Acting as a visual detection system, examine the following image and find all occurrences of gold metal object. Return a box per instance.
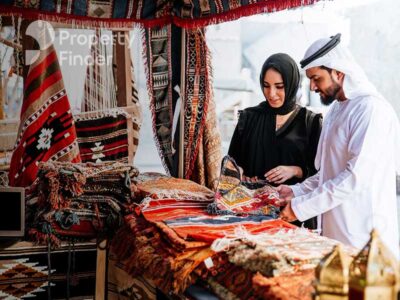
[315,244,351,300]
[348,229,399,300]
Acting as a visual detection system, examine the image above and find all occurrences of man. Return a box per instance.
[278,33,400,257]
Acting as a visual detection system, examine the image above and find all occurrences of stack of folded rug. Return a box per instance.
[26,161,139,246]
[198,228,357,300]
[110,176,294,295]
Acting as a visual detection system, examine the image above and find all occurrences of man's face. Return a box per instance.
[305,67,342,105]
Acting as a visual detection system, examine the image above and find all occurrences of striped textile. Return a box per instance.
[138,194,294,244]
[8,45,80,187]
[74,109,132,163]
[164,215,294,244]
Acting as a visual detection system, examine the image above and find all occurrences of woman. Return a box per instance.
[228,53,322,229]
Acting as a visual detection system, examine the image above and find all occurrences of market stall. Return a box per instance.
[0,1,399,299]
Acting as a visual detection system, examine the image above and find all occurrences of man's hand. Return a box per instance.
[275,185,294,206]
[279,201,297,222]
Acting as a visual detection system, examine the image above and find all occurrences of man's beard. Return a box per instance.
[318,82,341,106]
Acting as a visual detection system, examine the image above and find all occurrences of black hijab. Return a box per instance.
[258,53,300,115]
[228,53,300,178]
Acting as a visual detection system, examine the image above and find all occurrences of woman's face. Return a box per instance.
[262,68,285,108]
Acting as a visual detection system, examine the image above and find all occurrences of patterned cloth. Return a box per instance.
[80,30,142,163]
[137,177,215,200]
[182,28,212,179]
[252,270,316,300]
[208,156,281,215]
[111,213,214,294]
[143,26,213,181]
[143,25,175,174]
[75,109,134,164]
[0,241,96,299]
[27,161,138,246]
[1,0,321,28]
[111,174,295,295]
[191,95,222,190]
[200,254,258,300]
[211,229,357,277]
[136,177,294,243]
[108,253,156,300]
[8,45,80,187]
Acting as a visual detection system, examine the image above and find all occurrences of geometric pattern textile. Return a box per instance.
[8,45,80,187]
[1,1,322,29]
[208,156,281,215]
[0,258,48,299]
[0,241,96,299]
[74,108,134,164]
[143,25,175,175]
[212,228,357,277]
[143,25,211,179]
[182,28,211,179]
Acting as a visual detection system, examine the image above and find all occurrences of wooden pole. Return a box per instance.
[95,239,107,300]
[0,71,3,120]
[178,28,186,179]
[113,31,133,108]
[0,37,22,51]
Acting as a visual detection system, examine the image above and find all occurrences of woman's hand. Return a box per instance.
[264,166,303,184]
[242,175,259,182]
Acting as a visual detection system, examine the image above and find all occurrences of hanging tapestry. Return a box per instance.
[0,1,321,29]
[182,28,211,179]
[143,24,176,175]
[74,108,134,164]
[190,94,222,189]
[8,45,80,187]
[144,25,212,179]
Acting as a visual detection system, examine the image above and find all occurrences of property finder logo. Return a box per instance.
[25,20,55,65]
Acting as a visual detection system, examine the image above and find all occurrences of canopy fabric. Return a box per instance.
[0,0,321,29]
